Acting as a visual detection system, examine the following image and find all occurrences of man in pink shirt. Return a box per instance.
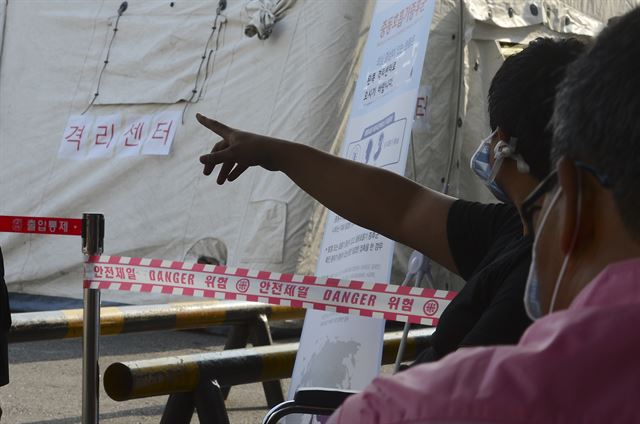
[327,7,640,424]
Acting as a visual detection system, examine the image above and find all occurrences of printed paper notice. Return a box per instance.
[116,115,152,157]
[58,115,93,159]
[87,114,121,158]
[141,111,181,156]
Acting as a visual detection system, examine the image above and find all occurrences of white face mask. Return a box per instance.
[524,177,582,320]
[470,130,510,202]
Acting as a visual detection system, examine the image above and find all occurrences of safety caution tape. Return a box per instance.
[0,215,82,236]
[84,255,457,325]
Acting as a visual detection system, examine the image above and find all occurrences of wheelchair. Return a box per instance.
[262,387,356,424]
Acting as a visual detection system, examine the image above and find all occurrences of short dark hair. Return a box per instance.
[488,37,586,180]
[551,7,640,240]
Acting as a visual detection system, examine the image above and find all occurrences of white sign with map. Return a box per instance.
[288,1,436,422]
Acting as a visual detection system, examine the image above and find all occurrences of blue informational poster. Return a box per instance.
[288,1,436,422]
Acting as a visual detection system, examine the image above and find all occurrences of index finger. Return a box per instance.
[196,113,233,138]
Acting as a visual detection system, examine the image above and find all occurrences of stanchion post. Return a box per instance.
[82,213,104,424]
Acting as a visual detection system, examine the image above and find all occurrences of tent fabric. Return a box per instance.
[244,0,298,40]
[0,0,635,304]
[92,9,221,105]
[465,0,603,34]
[0,0,369,304]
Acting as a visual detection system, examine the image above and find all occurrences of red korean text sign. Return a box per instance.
[0,216,82,236]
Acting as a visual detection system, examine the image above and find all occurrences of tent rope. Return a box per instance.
[181,0,228,124]
[81,1,128,115]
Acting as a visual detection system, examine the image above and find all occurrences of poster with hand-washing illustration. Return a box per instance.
[288,0,435,421]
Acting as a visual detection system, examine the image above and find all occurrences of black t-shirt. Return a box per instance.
[413,200,533,364]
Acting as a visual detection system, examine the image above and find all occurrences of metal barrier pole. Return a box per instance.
[104,328,436,401]
[82,213,104,424]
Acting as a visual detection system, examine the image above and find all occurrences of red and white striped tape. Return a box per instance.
[84,255,457,325]
[0,215,82,236]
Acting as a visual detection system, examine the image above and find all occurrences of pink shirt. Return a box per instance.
[328,258,640,424]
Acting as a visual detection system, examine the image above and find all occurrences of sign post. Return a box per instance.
[82,213,104,424]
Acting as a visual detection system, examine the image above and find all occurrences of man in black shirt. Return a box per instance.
[196,38,585,363]
[414,201,534,362]
[414,38,586,362]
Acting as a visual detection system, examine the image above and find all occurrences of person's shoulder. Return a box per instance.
[490,202,521,233]
[452,200,520,229]
[453,199,517,215]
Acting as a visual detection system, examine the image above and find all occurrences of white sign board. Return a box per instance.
[288,0,436,421]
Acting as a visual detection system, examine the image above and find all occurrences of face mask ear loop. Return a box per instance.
[549,171,583,313]
[514,155,530,174]
[508,137,531,174]
[524,186,563,320]
[489,138,531,181]
[488,155,504,182]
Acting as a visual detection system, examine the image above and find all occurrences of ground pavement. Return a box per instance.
[0,328,395,423]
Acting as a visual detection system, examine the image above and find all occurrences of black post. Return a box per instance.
[220,322,251,398]
[160,393,195,424]
[194,379,230,424]
[81,213,104,424]
[252,314,285,407]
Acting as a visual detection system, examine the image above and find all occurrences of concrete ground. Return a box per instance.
[0,329,395,424]
[1,330,285,424]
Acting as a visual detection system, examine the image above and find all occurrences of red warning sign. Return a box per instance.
[0,215,82,236]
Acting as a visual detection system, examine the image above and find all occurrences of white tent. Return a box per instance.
[0,0,634,306]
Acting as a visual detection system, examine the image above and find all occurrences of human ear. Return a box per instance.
[495,127,509,144]
[490,127,511,169]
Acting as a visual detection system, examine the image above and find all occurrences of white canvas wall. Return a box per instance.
[0,0,370,303]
